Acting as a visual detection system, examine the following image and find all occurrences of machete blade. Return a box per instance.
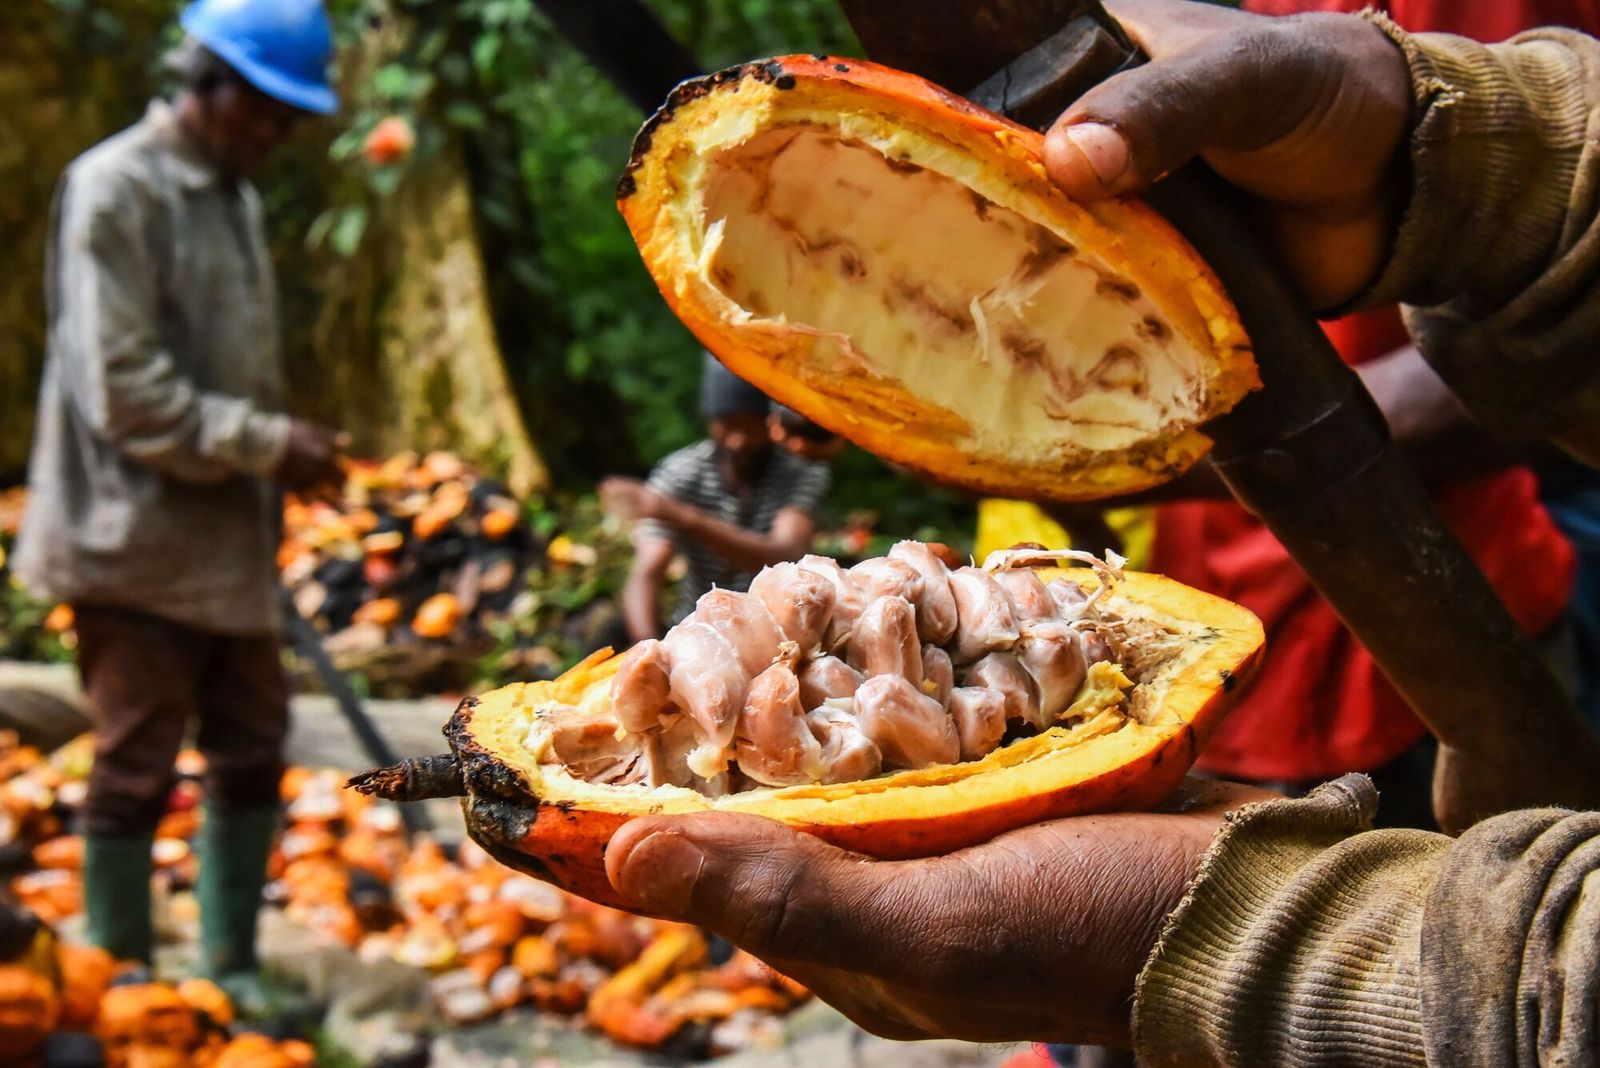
[837,0,1100,89]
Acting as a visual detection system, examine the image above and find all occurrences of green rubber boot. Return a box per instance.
[84,834,154,964]
[197,804,278,983]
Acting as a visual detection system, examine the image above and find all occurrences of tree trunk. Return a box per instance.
[370,141,549,495]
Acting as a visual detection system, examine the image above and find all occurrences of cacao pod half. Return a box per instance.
[619,55,1258,501]
[389,569,1261,913]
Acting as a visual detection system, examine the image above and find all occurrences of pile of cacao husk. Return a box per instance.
[0,928,318,1068]
[279,451,550,697]
[0,736,315,1066]
[0,733,807,1058]
[269,767,807,1053]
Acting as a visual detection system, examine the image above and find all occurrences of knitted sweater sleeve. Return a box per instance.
[1133,774,1600,1066]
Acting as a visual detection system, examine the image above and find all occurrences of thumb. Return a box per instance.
[1041,0,1362,204]
[1044,39,1276,201]
[606,812,941,975]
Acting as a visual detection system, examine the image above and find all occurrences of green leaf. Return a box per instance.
[445,101,488,132]
[329,207,368,257]
[472,33,502,74]
[329,127,366,162]
[415,28,448,66]
[372,63,414,99]
[368,166,403,197]
[304,209,338,251]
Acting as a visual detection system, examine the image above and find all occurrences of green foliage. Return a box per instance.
[474,491,640,683]
[323,0,969,536]
[320,0,859,469]
[15,0,975,544]
[0,534,73,664]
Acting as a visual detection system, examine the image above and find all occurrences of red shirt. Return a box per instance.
[1246,0,1600,40]
[1156,0,1587,781]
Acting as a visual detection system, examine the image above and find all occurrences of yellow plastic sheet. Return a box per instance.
[974,499,1154,570]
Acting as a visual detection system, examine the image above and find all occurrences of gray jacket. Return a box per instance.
[15,101,291,635]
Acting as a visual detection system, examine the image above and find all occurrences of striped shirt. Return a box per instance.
[638,440,830,622]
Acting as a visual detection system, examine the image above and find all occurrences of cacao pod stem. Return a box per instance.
[347,754,465,801]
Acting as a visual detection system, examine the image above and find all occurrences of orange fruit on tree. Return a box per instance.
[363,115,415,166]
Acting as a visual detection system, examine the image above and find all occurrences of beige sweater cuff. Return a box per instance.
[1357,14,1587,312]
[1133,775,1449,1067]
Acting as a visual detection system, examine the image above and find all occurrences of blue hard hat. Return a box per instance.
[179,0,338,115]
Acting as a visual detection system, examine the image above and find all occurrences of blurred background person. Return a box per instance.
[768,404,847,464]
[11,0,343,1001]
[604,356,831,643]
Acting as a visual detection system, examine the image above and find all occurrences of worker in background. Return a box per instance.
[13,0,342,1004]
[603,356,831,642]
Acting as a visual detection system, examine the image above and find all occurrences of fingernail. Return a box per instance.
[617,831,706,916]
[1064,123,1129,186]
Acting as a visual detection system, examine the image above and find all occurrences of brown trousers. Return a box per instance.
[74,604,288,837]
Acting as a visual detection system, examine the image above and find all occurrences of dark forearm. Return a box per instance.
[622,564,666,643]
[1355,346,1530,483]
[654,500,809,571]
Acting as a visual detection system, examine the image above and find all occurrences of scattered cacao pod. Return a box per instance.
[55,944,114,1031]
[412,593,462,640]
[0,963,58,1059]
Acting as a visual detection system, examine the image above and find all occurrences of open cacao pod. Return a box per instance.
[619,55,1257,501]
[357,554,1261,913]
[353,58,1266,914]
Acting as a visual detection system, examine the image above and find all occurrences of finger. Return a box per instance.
[1160,775,1281,814]
[754,960,940,1041]
[606,812,972,982]
[1103,0,1257,57]
[1044,18,1307,201]
[767,957,1118,1045]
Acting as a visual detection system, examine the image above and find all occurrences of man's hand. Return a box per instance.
[601,477,671,524]
[1045,0,1412,309]
[605,779,1275,1046]
[273,421,345,494]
